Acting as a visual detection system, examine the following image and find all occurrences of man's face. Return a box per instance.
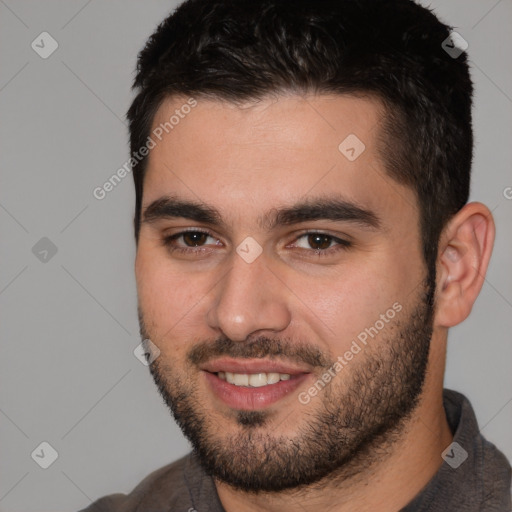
[135,94,434,491]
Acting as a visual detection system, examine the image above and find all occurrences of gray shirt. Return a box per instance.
[80,389,511,511]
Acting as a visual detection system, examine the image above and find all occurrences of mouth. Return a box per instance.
[217,371,292,387]
[201,358,313,410]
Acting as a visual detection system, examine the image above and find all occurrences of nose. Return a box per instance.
[206,251,292,342]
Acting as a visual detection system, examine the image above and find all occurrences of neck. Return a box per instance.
[215,340,452,512]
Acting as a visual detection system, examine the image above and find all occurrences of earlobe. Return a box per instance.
[434,202,495,328]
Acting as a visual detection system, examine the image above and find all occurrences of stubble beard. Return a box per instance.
[140,278,435,493]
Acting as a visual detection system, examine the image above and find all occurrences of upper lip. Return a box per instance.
[200,358,312,375]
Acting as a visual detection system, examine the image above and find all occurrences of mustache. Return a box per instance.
[187,336,332,369]
[138,306,332,370]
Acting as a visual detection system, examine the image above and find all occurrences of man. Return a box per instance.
[82,0,511,510]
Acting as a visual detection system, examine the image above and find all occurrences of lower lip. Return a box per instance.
[203,371,311,410]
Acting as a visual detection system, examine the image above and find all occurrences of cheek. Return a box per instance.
[135,249,208,345]
[292,264,404,355]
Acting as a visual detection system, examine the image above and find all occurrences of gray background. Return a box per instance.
[0,1,510,510]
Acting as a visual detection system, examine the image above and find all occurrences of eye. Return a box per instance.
[161,229,351,258]
[162,229,221,254]
[179,231,211,247]
[291,232,351,255]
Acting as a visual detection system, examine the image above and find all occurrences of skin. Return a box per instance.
[135,93,495,511]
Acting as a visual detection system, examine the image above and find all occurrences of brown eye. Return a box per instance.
[182,231,209,246]
[162,229,221,255]
[307,233,334,250]
[292,232,352,256]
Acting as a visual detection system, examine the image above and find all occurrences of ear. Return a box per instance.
[434,202,495,328]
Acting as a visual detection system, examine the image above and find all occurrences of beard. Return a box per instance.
[139,277,435,493]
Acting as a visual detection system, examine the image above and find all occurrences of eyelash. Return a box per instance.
[161,228,352,258]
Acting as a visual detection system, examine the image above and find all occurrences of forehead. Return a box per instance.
[150,93,381,162]
[144,93,417,229]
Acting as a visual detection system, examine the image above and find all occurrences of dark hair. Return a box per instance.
[127,0,473,279]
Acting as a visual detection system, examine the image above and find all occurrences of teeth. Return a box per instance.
[218,372,292,387]
[233,373,249,386]
[266,372,280,384]
[248,373,267,387]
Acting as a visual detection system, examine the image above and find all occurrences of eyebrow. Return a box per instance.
[141,195,381,231]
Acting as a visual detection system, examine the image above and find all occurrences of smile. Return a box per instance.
[200,358,313,410]
[216,371,291,387]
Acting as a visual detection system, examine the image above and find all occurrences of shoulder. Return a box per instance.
[78,453,195,512]
[444,389,511,511]
[479,437,512,510]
